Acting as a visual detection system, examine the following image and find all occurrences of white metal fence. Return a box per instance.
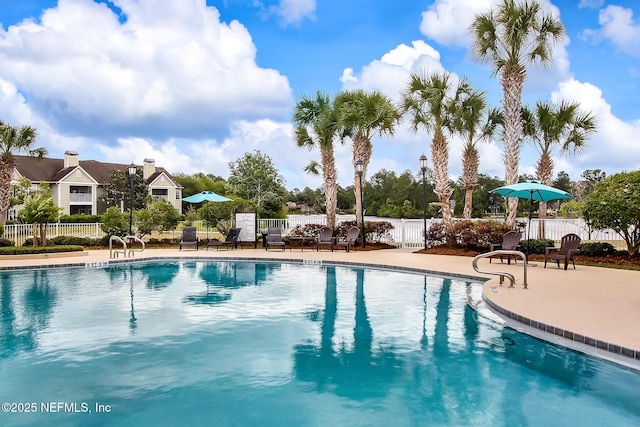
[262,215,627,250]
[3,216,627,249]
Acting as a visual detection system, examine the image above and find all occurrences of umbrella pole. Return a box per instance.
[526,192,532,259]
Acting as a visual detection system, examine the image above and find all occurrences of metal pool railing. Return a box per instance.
[472,250,528,289]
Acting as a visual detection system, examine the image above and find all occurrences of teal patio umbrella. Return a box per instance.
[491,180,573,253]
[182,191,233,241]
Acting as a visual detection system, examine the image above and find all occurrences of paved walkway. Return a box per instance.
[2,246,639,367]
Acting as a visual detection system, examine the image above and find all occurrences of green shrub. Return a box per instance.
[427,221,446,246]
[22,238,55,247]
[50,236,107,247]
[520,239,555,255]
[0,238,15,247]
[449,220,515,249]
[0,245,84,255]
[145,238,178,245]
[338,220,394,243]
[59,214,103,223]
[579,242,617,256]
[288,223,325,238]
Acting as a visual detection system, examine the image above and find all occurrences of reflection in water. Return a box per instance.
[140,262,180,290]
[129,269,137,333]
[294,267,401,399]
[185,262,280,306]
[0,271,57,358]
[421,276,428,349]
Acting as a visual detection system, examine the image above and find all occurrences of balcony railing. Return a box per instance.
[69,193,92,203]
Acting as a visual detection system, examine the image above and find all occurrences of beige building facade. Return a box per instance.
[10,151,183,219]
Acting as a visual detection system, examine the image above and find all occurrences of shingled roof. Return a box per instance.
[13,155,180,187]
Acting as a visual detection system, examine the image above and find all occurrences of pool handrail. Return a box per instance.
[109,235,128,258]
[125,235,145,257]
[472,250,528,289]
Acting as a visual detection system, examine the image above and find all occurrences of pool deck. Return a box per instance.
[2,246,639,368]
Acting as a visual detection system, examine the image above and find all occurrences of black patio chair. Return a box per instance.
[207,227,242,250]
[179,226,198,251]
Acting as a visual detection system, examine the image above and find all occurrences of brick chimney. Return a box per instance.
[64,151,79,168]
[143,158,156,180]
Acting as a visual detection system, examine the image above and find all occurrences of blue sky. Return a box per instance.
[0,0,638,191]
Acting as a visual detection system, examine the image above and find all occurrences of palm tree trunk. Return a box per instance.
[352,136,370,235]
[501,67,525,228]
[463,187,473,219]
[432,128,454,245]
[0,160,15,225]
[462,144,479,220]
[321,148,338,230]
[536,152,554,239]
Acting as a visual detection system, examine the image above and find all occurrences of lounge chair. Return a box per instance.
[489,231,521,264]
[179,226,199,251]
[265,227,286,251]
[316,226,334,252]
[207,227,242,250]
[544,233,581,270]
[334,226,360,252]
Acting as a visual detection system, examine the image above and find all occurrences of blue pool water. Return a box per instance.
[0,261,638,426]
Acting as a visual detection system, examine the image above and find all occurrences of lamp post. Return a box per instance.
[356,159,365,248]
[128,162,136,236]
[419,154,428,250]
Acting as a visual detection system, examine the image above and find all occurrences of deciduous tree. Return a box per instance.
[584,171,640,256]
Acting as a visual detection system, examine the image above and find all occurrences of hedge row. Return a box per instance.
[428,220,620,256]
[0,245,84,255]
[287,221,394,242]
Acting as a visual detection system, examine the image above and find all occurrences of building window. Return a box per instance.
[75,170,81,177]
[151,189,169,200]
[70,205,92,215]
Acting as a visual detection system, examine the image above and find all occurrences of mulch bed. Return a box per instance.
[415,245,640,270]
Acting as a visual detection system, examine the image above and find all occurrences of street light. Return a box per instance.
[419,154,428,251]
[128,162,136,235]
[356,159,365,248]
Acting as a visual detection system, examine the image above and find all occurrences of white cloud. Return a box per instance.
[582,5,640,57]
[95,118,326,190]
[578,0,604,9]
[418,0,570,94]
[272,0,316,25]
[549,78,640,176]
[419,0,493,46]
[0,0,293,140]
[0,78,37,126]
[340,40,445,101]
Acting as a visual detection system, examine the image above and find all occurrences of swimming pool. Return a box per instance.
[0,260,638,426]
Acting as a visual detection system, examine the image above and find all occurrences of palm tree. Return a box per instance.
[470,0,565,228]
[292,92,340,230]
[400,71,461,244]
[452,83,502,219]
[524,100,596,221]
[0,121,45,225]
[334,90,400,234]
